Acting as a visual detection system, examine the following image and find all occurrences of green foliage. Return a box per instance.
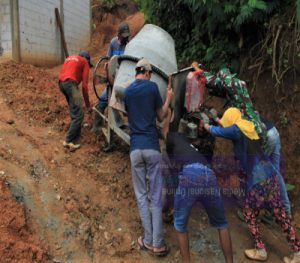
[224,3,236,14]
[235,5,254,29]
[279,112,289,128]
[248,0,267,10]
[101,0,115,4]
[297,0,300,29]
[267,47,273,55]
[136,0,296,70]
[98,0,116,8]
[286,183,296,192]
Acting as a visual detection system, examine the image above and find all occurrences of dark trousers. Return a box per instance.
[59,80,84,143]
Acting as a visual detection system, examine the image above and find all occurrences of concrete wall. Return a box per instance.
[18,0,61,65]
[63,0,91,55]
[0,0,91,66]
[0,0,13,61]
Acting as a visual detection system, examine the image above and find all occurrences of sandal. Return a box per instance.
[153,244,170,257]
[137,236,153,252]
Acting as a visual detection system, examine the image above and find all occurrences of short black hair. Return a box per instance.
[135,67,147,75]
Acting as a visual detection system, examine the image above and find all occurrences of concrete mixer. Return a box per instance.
[92,24,215,152]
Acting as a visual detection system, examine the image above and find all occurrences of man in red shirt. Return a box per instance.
[58,51,93,150]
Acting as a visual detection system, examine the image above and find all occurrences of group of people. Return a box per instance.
[57,21,300,263]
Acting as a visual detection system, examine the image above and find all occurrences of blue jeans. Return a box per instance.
[130,149,164,248]
[96,87,108,111]
[59,80,84,143]
[173,163,228,232]
[266,127,291,214]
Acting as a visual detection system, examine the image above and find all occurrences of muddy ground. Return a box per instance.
[0,1,299,263]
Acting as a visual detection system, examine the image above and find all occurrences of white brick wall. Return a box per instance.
[63,0,91,55]
[18,0,91,66]
[0,0,13,60]
[18,0,61,65]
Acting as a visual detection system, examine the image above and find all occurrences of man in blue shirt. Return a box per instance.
[107,21,130,57]
[165,131,233,263]
[124,58,173,256]
[91,22,130,133]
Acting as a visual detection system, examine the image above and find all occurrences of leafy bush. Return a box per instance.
[297,0,300,28]
[136,0,297,71]
[96,0,117,9]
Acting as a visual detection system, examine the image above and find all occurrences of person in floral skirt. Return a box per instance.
[203,107,300,263]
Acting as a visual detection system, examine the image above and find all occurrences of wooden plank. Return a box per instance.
[55,7,69,58]
[11,0,21,62]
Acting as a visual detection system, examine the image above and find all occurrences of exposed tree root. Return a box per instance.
[242,7,300,96]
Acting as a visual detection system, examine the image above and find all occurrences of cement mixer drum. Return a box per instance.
[110,24,178,111]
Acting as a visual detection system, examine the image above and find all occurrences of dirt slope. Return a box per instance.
[89,0,144,60]
[0,78,295,262]
[0,178,47,263]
